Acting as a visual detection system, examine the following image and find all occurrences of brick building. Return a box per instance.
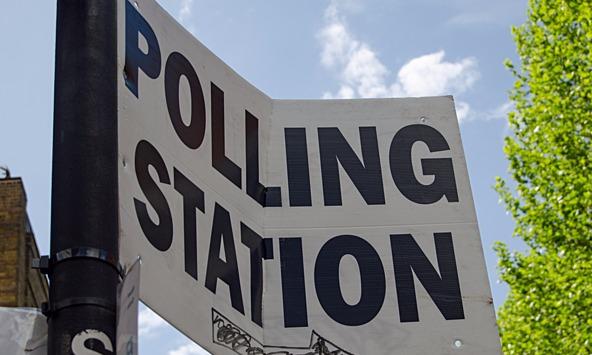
[0,176,49,308]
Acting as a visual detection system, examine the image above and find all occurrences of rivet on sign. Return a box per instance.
[420,116,428,123]
[122,159,127,168]
[134,1,139,8]
[453,339,463,348]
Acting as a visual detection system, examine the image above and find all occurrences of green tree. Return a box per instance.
[495,0,592,353]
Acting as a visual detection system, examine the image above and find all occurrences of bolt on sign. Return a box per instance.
[117,0,501,354]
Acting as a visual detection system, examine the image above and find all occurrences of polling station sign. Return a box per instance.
[117,0,501,354]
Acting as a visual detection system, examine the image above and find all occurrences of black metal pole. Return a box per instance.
[49,0,118,353]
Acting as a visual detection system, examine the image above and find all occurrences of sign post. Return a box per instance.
[117,260,141,355]
[48,0,119,353]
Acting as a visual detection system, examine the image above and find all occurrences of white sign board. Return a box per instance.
[117,259,140,355]
[117,0,501,353]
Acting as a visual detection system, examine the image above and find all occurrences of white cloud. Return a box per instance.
[139,307,167,336]
[392,51,478,97]
[138,307,210,354]
[445,0,526,27]
[178,0,195,33]
[447,12,496,26]
[455,101,471,122]
[168,342,210,355]
[460,101,513,122]
[485,101,513,121]
[318,0,480,123]
[179,0,194,23]
[318,1,389,99]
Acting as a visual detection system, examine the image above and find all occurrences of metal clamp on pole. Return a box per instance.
[31,256,50,274]
[33,247,124,278]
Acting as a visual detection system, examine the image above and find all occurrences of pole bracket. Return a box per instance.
[31,256,50,274]
[32,247,124,278]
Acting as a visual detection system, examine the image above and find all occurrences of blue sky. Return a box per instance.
[0,0,527,353]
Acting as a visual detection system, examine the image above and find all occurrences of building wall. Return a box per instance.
[0,177,48,308]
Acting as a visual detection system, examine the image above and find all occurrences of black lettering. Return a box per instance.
[173,168,205,280]
[125,1,161,97]
[165,52,206,150]
[245,111,281,207]
[240,223,273,326]
[389,124,459,204]
[390,232,464,322]
[133,140,172,251]
[279,238,308,327]
[315,235,385,326]
[211,83,242,188]
[205,203,244,314]
[318,127,385,206]
[284,128,312,207]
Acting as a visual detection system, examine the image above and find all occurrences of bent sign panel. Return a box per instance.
[117,0,501,354]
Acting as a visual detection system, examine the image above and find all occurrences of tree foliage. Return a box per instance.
[495,0,592,353]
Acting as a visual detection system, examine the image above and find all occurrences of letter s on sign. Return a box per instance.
[71,329,114,355]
